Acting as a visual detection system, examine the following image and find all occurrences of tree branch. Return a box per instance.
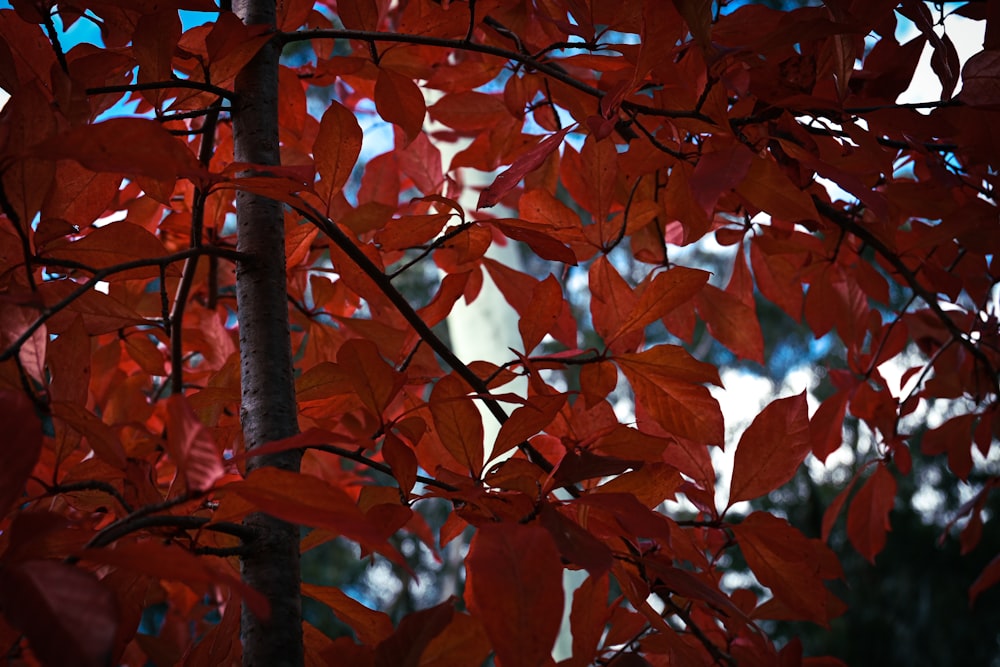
[1,246,247,363]
[815,197,1000,396]
[280,28,709,122]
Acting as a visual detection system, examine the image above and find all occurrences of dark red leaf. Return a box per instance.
[465,523,563,667]
[0,560,118,667]
[846,463,896,563]
[0,390,42,516]
[478,125,574,209]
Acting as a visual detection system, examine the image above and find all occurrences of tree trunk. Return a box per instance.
[232,1,302,665]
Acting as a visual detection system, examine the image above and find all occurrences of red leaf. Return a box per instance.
[609,266,709,344]
[689,141,754,215]
[0,560,118,667]
[80,541,269,621]
[478,125,574,209]
[970,553,1000,606]
[303,583,393,645]
[338,339,404,418]
[590,255,640,353]
[568,573,610,667]
[34,118,205,183]
[959,49,1000,106]
[0,295,45,384]
[492,393,566,462]
[429,91,511,131]
[846,463,896,563]
[735,154,818,222]
[43,221,173,281]
[822,470,860,543]
[375,68,426,146]
[728,392,810,506]
[165,394,225,493]
[0,390,42,516]
[382,434,418,497]
[732,512,842,626]
[465,523,563,667]
[429,375,485,476]
[518,274,565,352]
[338,0,381,31]
[810,391,849,462]
[315,100,363,200]
[538,503,613,577]
[616,346,724,444]
[417,612,492,667]
[696,285,765,364]
[921,413,976,481]
[227,467,404,564]
[374,599,453,667]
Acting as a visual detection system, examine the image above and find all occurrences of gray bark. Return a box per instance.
[232,1,302,665]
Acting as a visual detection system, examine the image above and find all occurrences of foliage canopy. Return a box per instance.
[0,0,998,665]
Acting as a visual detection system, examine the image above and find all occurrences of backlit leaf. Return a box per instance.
[846,463,896,563]
[729,392,810,506]
[165,394,225,493]
[315,101,363,199]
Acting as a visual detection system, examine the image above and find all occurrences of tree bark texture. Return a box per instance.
[232,1,303,665]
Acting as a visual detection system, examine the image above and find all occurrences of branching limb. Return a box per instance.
[1,246,247,363]
[815,197,1000,396]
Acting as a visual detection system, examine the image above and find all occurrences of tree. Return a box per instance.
[0,0,998,665]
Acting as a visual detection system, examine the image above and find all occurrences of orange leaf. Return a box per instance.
[465,523,563,667]
[375,68,426,146]
[315,101,363,200]
[165,394,225,493]
[728,392,810,506]
[0,560,118,667]
[0,390,42,516]
[846,463,896,563]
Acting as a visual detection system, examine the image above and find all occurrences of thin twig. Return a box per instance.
[1,246,247,363]
[815,197,999,396]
